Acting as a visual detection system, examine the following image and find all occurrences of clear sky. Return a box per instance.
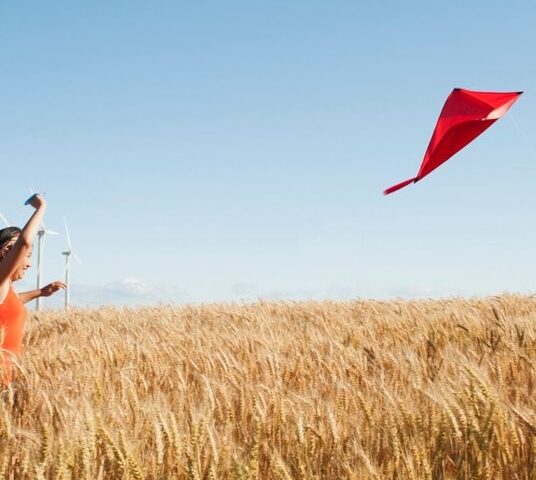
[1,1,536,307]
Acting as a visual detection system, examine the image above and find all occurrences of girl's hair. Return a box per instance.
[0,227,21,249]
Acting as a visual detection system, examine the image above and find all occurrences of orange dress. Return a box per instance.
[0,285,26,385]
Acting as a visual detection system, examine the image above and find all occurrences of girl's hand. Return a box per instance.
[27,194,46,210]
[40,281,66,297]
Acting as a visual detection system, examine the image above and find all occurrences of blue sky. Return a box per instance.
[1,1,536,306]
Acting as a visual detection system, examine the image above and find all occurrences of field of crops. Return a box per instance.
[1,295,536,479]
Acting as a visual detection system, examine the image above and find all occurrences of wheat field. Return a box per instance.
[1,295,536,479]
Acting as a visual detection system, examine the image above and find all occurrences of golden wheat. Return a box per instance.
[0,295,536,478]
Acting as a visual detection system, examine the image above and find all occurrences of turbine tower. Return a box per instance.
[35,221,59,311]
[62,217,81,310]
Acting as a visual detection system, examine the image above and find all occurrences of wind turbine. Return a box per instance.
[24,190,59,311]
[62,217,81,309]
[35,221,59,311]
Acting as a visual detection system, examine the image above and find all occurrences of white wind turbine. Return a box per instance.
[35,220,59,311]
[62,217,81,309]
[25,190,59,311]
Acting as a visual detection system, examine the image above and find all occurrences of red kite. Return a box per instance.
[384,88,522,195]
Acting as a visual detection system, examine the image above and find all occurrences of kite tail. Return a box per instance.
[383,177,418,195]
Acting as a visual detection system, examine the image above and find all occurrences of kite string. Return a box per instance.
[508,113,536,158]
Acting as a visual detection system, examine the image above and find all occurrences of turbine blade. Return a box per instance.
[41,220,59,236]
[64,217,73,251]
[73,253,83,265]
[0,211,10,227]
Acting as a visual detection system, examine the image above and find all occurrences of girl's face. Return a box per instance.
[0,235,33,281]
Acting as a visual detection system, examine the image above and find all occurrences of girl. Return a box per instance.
[0,195,65,384]
[0,227,65,305]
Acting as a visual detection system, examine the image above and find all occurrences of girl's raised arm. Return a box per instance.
[0,195,47,286]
